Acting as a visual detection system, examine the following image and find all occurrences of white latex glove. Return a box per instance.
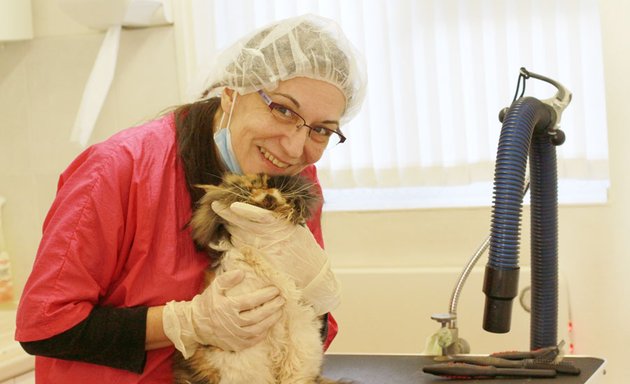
[211,201,341,315]
[162,269,284,358]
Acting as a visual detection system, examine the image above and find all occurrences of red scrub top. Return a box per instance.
[15,113,335,383]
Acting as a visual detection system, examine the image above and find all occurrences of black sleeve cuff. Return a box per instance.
[20,306,149,374]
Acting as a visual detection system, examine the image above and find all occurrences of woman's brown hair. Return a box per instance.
[174,97,226,207]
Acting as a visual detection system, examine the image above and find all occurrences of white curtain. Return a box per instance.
[174,0,608,206]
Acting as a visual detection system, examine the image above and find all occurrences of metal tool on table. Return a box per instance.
[423,340,581,379]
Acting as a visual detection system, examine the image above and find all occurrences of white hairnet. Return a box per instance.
[200,14,367,124]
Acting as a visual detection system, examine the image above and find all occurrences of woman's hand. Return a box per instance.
[211,201,341,315]
[162,269,284,358]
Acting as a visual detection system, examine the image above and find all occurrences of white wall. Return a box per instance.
[0,0,627,382]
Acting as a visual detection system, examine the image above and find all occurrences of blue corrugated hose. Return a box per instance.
[482,96,558,350]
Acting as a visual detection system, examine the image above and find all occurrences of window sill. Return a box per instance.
[321,180,609,212]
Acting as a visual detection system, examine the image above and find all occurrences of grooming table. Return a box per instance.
[322,354,606,383]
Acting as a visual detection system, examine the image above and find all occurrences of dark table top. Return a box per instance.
[322,354,605,383]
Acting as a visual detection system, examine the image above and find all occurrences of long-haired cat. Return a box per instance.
[173,173,349,384]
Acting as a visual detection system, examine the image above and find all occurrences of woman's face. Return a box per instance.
[220,77,346,175]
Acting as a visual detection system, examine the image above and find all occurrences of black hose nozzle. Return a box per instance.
[483,266,520,333]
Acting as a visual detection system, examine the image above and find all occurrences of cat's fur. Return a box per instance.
[173,173,349,384]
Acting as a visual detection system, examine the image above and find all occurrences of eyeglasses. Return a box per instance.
[257,90,346,147]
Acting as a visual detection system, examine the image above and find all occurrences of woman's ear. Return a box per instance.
[220,88,235,113]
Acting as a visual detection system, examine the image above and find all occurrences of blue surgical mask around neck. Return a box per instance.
[214,93,242,174]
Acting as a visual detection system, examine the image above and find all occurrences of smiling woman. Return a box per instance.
[190,13,366,179]
[217,78,346,176]
[14,13,367,384]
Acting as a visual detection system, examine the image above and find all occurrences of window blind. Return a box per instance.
[173,0,608,209]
